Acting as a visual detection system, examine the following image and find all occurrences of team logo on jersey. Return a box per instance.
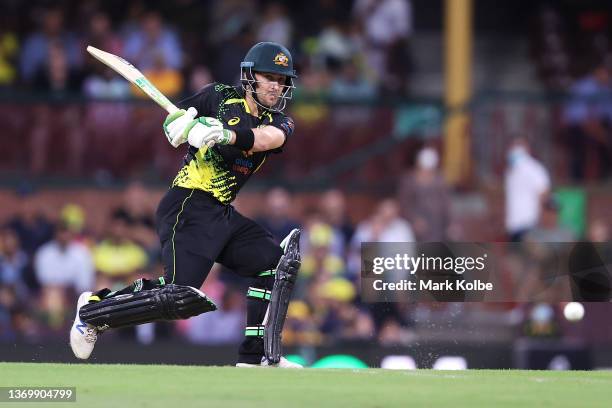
[273,52,289,67]
[228,117,240,126]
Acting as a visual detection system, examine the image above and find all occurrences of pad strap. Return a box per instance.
[246,287,272,301]
[257,269,275,277]
[245,325,265,337]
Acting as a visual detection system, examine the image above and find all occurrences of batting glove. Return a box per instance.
[163,107,198,148]
[186,117,233,149]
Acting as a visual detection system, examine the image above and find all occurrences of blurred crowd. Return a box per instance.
[2,142,611,346]
[0,0,413,99]
[530,4,612,181]
[1,1,612,347]
[0,145,452,346]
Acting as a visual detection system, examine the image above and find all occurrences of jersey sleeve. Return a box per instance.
[177,83,221,118]
[268,113,295,153]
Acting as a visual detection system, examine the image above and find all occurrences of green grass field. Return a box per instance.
[0,363,611,407]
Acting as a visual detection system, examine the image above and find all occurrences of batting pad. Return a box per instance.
[79,284,217,330]
[265,229,301,364]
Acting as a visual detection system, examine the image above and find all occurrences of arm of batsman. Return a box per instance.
[251,126,285,152]
[186,117,233,149]
[163,107,197,148]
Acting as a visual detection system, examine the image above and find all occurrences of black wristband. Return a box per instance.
[234,129,255,151]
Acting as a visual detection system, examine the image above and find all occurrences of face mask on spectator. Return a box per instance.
[417,148,438,170]
[507,146,528,166]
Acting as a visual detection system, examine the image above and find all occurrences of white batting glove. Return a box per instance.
[163,107,198,148]
[186,117,233,149]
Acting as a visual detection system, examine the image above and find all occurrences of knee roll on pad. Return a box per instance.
[79,284,217,330]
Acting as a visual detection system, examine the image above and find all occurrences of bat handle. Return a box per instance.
[166,105,180,115]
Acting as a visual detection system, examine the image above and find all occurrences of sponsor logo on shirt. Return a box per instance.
[233,157,253,175]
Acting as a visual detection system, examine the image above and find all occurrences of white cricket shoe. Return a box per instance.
[236,356,303,368]
[70,291,98,360]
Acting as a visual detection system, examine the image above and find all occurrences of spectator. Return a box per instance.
[180,267,244,344]
[255,188,300,244]
[297,222,346,300]
[0,16,19,88]
[34,222,94,294]
[348,199,414,276]
[312,278,374,341]
[138,52,183,98]
[82,11,129,99]
[257,2,292,46]
[319,189,354,253]
[515,198,575,304]
[33,40,82,94]
[562,63,612,180]
[300,208,345,261]
[59,204,89,244]
[93,213,148,288]
[86,12,123,56]
[352,0,412,91]
[19,8,82,86]
[397,147,451,242]
[212,24,255,86]
[290,0,352,41]
[6,195,54,256]
[208,0,256,46]
[185,65,213,96]
[504,139,551,242]
[34,222,94,331]
[283,300,322,346]
[329,58,377,101]
[523,198,575,243]
[182,288,245,345]
[0,298,16,341]
[316,20,360,67]
[586,218,609,243]
[378,317,415,345]
[82,65,131,99]
[123,11,182,71]
[112,181,158,254]
[0,228,30,301]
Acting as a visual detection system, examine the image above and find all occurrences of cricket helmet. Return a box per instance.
[240,42,296,112]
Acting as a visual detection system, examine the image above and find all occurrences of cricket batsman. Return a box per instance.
[69,42,302,368]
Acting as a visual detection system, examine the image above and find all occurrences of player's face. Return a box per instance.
[254,72,287,107]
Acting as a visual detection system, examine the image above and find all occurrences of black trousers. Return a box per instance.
[156,187,283,286]
[156,187,282,363]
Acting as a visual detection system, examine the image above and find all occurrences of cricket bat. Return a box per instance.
[86,45,179,114]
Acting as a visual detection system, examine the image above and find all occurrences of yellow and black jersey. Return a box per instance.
[172,82,295,204]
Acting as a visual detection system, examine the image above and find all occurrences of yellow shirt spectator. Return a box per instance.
[93,239,148,277]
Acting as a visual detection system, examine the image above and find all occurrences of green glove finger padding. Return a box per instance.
[182,117,202,139]
[163,109,186,132]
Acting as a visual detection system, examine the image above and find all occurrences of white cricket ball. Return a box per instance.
[563,302,585,322]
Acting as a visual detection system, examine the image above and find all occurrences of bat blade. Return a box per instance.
[86,45,179,114]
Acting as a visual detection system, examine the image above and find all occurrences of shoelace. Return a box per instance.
[84,328,97,343]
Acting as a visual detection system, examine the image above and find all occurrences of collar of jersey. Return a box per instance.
[224,97,272,121]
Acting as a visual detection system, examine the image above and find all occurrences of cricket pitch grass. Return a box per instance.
[1,363,611,407]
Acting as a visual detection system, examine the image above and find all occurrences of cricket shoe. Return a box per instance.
[70,291,98,360]
[236,356,303,368]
